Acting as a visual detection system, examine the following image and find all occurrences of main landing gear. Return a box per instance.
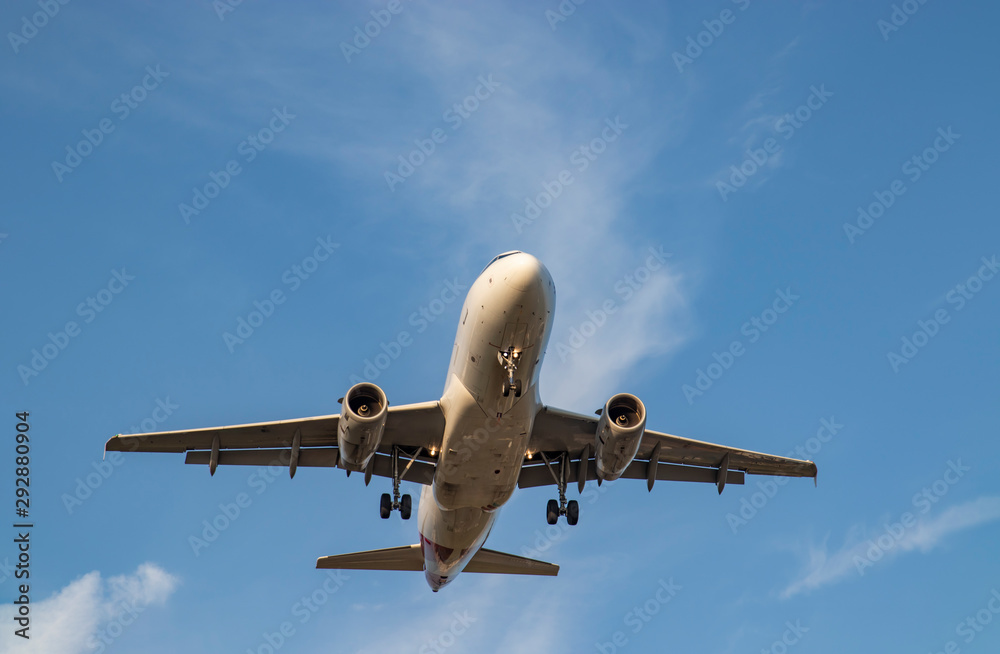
[538,452,579,526]
[380,492,411,520]
[379,445,422,520]
[498,346,522,398]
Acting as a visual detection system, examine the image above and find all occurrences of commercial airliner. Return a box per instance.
[106,251,817,591]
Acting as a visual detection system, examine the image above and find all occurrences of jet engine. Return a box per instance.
[594,393,646,481]
[338,382,388,471]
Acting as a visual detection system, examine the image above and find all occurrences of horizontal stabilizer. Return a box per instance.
[465,548,559,576]
[316,545,423,571]
[315,544,559,576]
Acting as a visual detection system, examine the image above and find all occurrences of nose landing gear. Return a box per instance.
[498,347,522,397]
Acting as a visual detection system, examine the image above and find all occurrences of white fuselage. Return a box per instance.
[417,252,555,590]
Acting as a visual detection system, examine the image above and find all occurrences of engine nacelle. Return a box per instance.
[594,393,646,481]
[338,382,388,471]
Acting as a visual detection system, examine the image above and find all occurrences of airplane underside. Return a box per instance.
[105,250,817,592]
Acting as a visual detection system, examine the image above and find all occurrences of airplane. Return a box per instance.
[106,250,817,592]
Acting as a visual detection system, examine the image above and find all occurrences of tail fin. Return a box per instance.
[316,545,558,576]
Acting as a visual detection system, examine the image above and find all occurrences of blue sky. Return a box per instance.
[2,1,999,652]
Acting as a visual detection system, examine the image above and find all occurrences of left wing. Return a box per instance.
[104,401,445,485]
[519,405,816,492]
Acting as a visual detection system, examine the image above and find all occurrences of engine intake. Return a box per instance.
[338,382,388,471]
[595,393,646,481]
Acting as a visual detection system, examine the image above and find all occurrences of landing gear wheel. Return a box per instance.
[379,493,391,519]
[546,499,559,525]
[502,379,511,397]
[512,379,522,398]
[566,499,579,526]
[400,494,412,520]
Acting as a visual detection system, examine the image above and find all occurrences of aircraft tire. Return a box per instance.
[566,500,579,526]
[546,499,559,525]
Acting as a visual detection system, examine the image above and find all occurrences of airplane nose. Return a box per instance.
[503,253,548,291]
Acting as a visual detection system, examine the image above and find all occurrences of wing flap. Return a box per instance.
[185,448,339,468]
[517,458,745,489]
[184,448,437,485]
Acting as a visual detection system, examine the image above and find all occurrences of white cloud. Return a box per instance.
[781,496,1000,598]
[0,563,179,654]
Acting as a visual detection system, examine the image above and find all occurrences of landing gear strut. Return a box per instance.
[379,445,422,520]
[498,346,522,397]
[539,451,580,526]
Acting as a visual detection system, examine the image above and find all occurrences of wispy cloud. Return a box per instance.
[184,3,694,409]
[0,563,179,654]
[781,496,1000,598]
[67,2,697,411]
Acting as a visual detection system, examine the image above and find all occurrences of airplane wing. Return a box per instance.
[104,401,445,485]
[518,405,816,492]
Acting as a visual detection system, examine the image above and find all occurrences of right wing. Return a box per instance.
[104,401,445,485]
[520,405,816,491]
